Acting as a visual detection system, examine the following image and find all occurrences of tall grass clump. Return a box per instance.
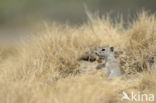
[0,11,156,103]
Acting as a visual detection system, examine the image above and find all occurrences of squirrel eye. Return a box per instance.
[102,48,105,51]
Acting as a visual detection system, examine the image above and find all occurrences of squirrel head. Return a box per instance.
[95,46,115,58]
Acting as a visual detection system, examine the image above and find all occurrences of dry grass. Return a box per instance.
[0,11,156,103]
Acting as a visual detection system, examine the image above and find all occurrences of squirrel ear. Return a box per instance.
[110,47,114,52]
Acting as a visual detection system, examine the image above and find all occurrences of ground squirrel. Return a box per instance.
[95,46,122,78]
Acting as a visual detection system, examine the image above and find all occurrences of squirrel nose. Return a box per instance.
[95,52,98,55]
